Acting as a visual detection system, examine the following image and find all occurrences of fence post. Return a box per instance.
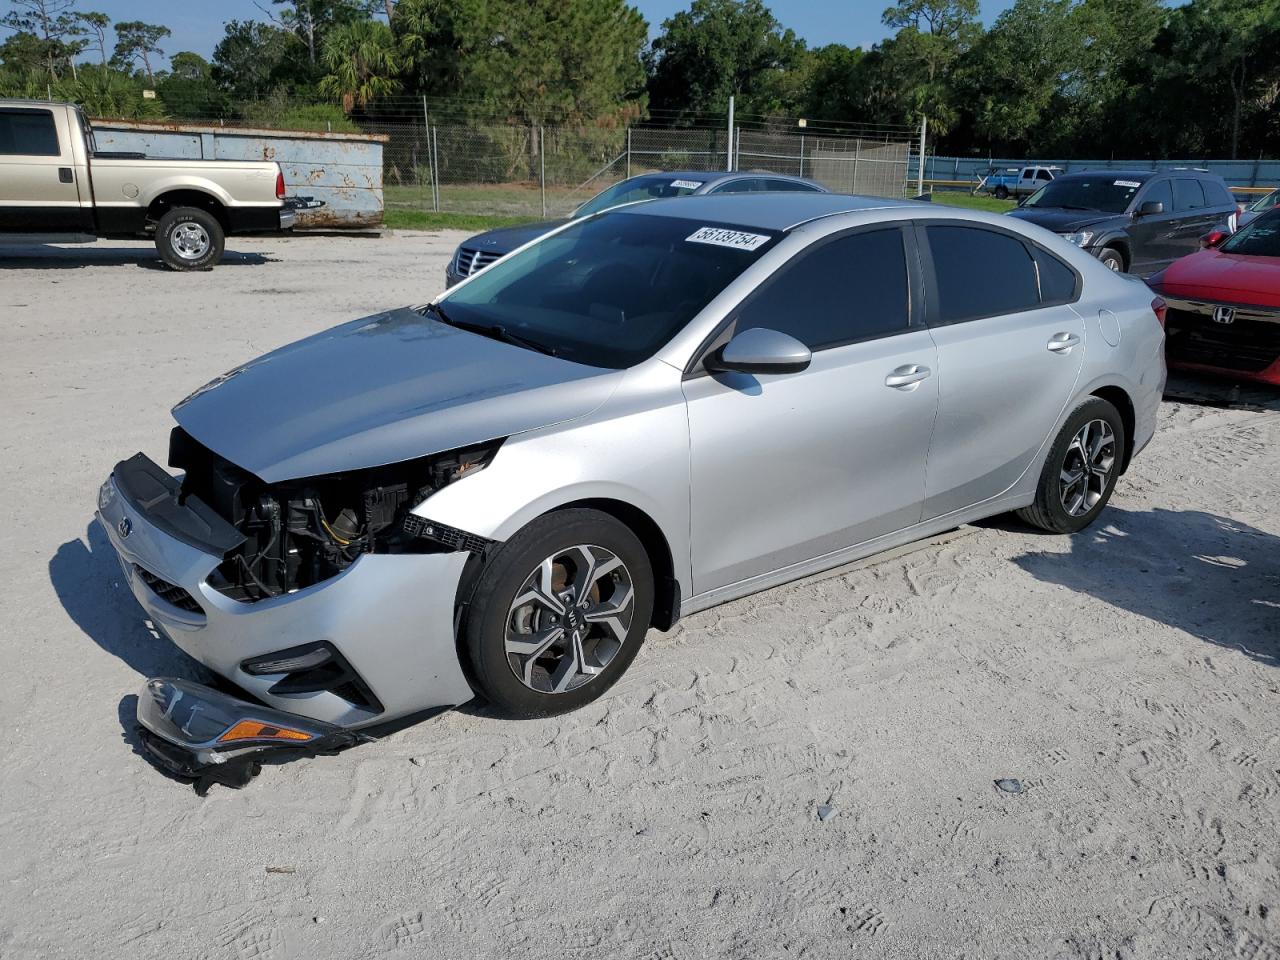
[917,115,927,196]
[540,126,547,219]
[853,139,861,194]
[421,95,430,211]
[726,96,734,171]
[431,125,440,213]
[799,134,804,177]
[626,127,632,179]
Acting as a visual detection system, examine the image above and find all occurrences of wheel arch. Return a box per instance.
[1090,383,1136,473]
[1098,237,1130,271]
[147,188,229,230]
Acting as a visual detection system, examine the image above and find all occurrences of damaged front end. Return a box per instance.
[169,426,497,604]
[136,677,367,794]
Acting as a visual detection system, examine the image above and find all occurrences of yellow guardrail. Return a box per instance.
[918,178,1275,196]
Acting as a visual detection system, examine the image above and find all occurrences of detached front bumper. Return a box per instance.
[96,454,476,729]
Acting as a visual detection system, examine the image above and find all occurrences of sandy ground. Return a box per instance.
[0,233,1277,960]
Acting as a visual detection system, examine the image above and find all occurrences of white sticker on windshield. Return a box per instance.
[1114,180,1141,188]
[670,179,703,190]
[686,226,771,251]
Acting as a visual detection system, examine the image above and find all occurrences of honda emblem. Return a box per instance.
[1212,306,1235,325]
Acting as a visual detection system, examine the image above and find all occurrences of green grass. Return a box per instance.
[928,191,1017,213]
[383,208,542,232]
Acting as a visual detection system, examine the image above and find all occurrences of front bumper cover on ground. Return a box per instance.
[136,677,367,794]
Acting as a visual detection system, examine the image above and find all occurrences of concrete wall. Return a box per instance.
[91,120,386,228]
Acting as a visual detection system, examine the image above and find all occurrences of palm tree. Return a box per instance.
[318,19,401,112]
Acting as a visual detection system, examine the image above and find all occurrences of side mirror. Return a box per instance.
[1200,230,1228,249]
[705,327,812,375]
[1135,200,1164,218]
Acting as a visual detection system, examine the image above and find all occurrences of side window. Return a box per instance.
[926,225,1040,324]
[1035,169,1053,181]
[710,178,760,195]
[0,108,60,156]
[1140,179,1173,212]
[1202,181,1233,207]
[1033,247,1078,304]
[733,228,910,351]
[1173,178,1206,211]
[764,178,820,192]
[1020,168,1035,180]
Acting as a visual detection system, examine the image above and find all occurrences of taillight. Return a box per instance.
[1150,296,1167,328]
[275,171,285,200]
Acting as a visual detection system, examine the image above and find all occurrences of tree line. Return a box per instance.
[2,0,1278,160]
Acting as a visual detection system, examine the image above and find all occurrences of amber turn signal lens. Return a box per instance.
[218,720,313,743]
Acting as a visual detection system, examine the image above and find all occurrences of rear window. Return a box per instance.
[927,225,1041,323]
[1201,180,1234,207]
[0,108,59,156]
[440,212,780,368]
[1033,248,1077,303]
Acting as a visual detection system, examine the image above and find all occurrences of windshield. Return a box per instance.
[439,212,780,369]
[1023,176,1144,214]
[1220,210,1280,257]
[574,175,707,218]
[1248,189,1279,213]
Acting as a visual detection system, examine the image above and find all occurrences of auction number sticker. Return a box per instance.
[686,226,772,251]
[1114,180,1141,188]
[670,179,704,190]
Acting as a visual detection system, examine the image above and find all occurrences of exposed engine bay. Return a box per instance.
[169,427,498,601]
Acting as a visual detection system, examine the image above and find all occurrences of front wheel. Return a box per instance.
[461,509,654,717]
[155,206,224,270]
[993,185,1010,200]
[1097,247,1125,273]
[1017,396,1126,534]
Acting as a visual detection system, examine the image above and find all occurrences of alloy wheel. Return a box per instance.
[1059,418,1116,517]
[172,222,211,260]
[505,544,635,694]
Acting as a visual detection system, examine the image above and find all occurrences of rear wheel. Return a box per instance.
[461,509,654,717]
[1017,396,1125,534]
[155,206,224,270]
[994,185,1010,200]
[1097,246,1125,273]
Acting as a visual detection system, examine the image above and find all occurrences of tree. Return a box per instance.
[158,51,225,117]
[793,44,867,124]
[877,0,980,134]
[647,0,805,121]
[112,20,170,83]
[317,17,400,110]
[212,20,295,100]
[76,11,109,66]
[260,0,376,65]
[1,0,84,77]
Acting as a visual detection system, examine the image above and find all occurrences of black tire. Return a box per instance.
[1017,396,1126,534]
[993,185,1010,200]
[155,206,224,270]
[461,509,654,718]
[1097,246,1125,273]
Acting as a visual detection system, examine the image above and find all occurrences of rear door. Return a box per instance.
[916,222,1086,519]
[1171,178,1217,257]
[683,225,939,595]
[1127,178,1179,275]
[0,106,88,233]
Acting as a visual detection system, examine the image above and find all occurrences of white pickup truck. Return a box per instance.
[0,99,295,269]
[977,164,1061,200]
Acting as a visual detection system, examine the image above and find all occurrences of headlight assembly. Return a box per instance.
[1059,231,1094,248]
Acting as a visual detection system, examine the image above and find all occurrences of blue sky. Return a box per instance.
[72,0,1018,66]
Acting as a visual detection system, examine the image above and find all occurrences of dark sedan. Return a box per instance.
[444,170,827,286]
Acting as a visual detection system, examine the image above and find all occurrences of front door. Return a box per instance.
[916,223,1087,519]
[1127,178,1180,275]
[683,225,939,597]
[0,106,87,233]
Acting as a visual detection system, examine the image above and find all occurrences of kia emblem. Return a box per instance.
[1212,306,1235,325]
[118,517,132,539]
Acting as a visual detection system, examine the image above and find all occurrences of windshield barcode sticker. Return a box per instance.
[686,226,771,251]
[670,179,703,190]
[1114,180,1141,188]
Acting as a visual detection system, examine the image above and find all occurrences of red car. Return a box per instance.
[1147,207,1280,385]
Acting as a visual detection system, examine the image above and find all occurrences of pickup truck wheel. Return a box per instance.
[156,207,224,270]
[1097,247,1125,273]
[993,185,1009,200]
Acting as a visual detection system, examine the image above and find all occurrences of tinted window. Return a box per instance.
[1173,179,1206,211]
[734,228,909,351]
[763,178,820,192]
[709,178,762,194]
[1248,189,1279,212]
[0,108,59,156]
[927,225,1040,323]
[1034,247,1077,303]
[1139,179,1173,213]
[1023,175,1144,214]
[1035,169,1052,181]
[1220,209,1280,257]
[574,175,705,217]
[1201,180,1234,207]
[441,212,779,369]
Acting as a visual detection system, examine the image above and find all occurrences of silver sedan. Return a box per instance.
[99,194,1165,758]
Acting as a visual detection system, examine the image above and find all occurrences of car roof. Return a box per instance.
[620,192,925,231]
[627,170,820,186]
[1055,170,1155,182]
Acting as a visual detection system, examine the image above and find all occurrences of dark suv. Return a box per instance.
[1007,169,1238,276]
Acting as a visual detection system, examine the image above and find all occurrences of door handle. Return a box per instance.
[58,167,73,183]
[884,364,931,389]
[1047,332,1081,353]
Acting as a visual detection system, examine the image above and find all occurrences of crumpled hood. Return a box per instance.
[1007,207,1119,234]
[173,308,622,482]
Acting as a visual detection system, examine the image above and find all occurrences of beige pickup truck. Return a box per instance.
[0,100,294,269]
